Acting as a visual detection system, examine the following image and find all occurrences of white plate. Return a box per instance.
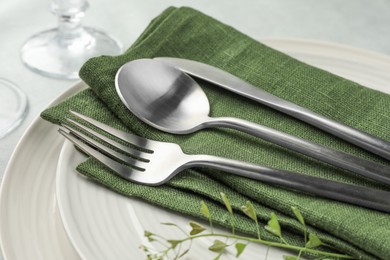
[0,83,84,260]
[1,38,390,260]
[57,38,390,260]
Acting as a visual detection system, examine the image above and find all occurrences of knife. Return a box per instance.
[154,57,390,161]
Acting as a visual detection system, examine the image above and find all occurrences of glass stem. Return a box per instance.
[58,15,84,39]
[51,0,89,40]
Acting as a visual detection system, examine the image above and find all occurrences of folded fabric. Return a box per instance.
[41,7,390,259]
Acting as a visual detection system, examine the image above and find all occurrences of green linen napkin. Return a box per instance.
[41,7,390,259]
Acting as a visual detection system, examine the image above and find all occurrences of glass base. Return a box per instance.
[0,78,28,139]
[20,27,123,80]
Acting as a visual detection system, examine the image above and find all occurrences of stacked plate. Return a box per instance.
[1,39,390,260]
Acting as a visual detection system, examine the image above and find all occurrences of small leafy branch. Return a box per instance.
[140,193,353,260]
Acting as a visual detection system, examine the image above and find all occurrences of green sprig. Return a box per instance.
[140,194,353,260]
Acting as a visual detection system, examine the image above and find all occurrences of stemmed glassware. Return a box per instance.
[3,1,122,137]
[0,78,27,139]
[20,0,122,80]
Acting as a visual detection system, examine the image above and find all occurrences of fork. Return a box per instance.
[59,111,390,213]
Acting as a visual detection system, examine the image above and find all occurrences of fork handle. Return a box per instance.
[205,117,390,185]
[188,155,390,213]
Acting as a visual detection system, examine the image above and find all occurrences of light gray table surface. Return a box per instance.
[1,0,389,259]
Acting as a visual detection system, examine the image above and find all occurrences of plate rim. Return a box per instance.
[0,81,85,260]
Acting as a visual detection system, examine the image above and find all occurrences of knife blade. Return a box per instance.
[154,57,390,161]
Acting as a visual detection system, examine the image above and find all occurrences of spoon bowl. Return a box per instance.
[115,58,210,133]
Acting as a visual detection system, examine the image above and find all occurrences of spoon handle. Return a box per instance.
[156,57,390,161]
[188,154,390,213]
[205,117,390,185]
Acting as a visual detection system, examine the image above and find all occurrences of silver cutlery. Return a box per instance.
[115,59,390,185]
[154,57,390,161]
[59,111,390,213]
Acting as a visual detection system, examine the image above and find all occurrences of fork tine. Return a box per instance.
[60,125,148,171]
[70,111,154,153]
[65,118,151,162]
[58,129,148,182]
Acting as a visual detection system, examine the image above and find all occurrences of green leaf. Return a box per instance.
[200,200,211,219]
[189,221,206,235]
[291,207,305,226]
[167,240,180,249]
[220,192,233,214]
[306,233,323,248]
[283,256,299,260]
[235,243,247,257]
[241,201,257,221]
[144,231,156,242]
[265,212,282,237]
[147,236,156,242]
[208,240,228,253]
[160,222,178,227]
[144,230,154,238]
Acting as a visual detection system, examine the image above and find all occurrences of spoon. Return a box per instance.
[115,59,390,185]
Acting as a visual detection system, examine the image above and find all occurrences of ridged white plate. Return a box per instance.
[57,38,390,260]
[1,38,389,260]
[0,83,84,259]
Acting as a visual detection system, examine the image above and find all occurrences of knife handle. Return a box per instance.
[205,116,390,185]
[206,70,390,161]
